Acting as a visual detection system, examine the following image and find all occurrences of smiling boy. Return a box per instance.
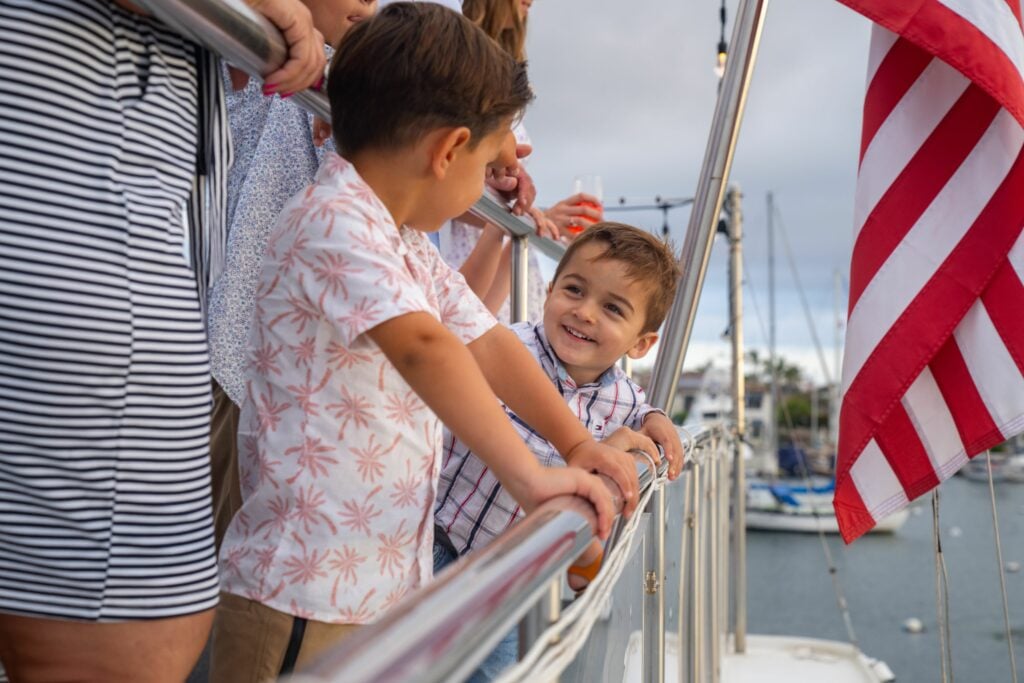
[433,222,684,680]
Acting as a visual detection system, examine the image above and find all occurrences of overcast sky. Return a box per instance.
[521,0,872,384]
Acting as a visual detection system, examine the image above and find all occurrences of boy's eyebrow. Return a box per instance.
[561,272,638,315]
[606,291,636,315]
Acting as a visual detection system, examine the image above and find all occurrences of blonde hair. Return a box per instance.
[462,0,526,60]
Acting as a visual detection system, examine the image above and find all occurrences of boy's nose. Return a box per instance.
[574,300,597,323]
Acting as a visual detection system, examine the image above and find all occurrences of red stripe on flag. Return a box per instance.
[833,468,874,544]
[849,86,1000,310]
[983,258,1024,376]
[874,402,941,498]
[836,147,1024,526]
[860,39,933,162]
[837,0,1024,126]
[929,339,1003,454]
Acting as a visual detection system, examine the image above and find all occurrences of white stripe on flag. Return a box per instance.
[849,438,907,513]
[1008,225,1024,282]
[865,26,899,86]
[901,367,967,479]
[842,109,1024,393]
[854,58,968,236]
[938,0,1024,82]
[956,300,1024,428]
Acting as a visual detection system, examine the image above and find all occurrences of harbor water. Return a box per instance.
[746,473,1024,682]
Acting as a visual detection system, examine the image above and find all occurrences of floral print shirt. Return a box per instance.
[218,153,497,623]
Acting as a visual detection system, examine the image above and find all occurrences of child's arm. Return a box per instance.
[458,224,507,308]
[468,325,660,517]
[366,312,617,537]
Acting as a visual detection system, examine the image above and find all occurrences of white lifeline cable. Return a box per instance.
[495,463,669,683]
[985,451,1019,683]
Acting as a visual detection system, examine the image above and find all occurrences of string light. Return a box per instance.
[715,0,728,79]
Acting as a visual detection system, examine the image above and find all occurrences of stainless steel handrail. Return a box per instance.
[292,441,702,683]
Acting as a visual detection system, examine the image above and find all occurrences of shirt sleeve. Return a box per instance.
[267,190,436,348]
[415,229,498,345]
[629,381,667,430]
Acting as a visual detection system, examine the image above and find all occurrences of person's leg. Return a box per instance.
[0,609,213,683]
[209,381,243,550]
[468,627,519,683]
[431,538,518,682]
[210,592,293,683]
[293,621,360,670]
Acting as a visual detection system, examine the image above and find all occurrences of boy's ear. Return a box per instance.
[546,280,554,295]
[430,126,473,179]
[626,331,658,360]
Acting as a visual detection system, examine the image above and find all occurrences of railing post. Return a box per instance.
[643,490,666,683]
[709,455,720,683]
[509,234,529,323]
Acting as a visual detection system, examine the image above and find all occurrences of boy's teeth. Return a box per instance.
[565,326,593,342]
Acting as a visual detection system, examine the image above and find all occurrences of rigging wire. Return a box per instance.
[932,491,954,683]
[740,250,859,646]
[771,201,834,386]
[986,450,1019,683]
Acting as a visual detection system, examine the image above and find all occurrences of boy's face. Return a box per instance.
[543,242,659,385]
[412,124,516,232]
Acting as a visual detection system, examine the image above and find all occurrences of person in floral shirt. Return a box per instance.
[210,5,656,681]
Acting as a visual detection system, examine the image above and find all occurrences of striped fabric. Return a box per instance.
[0,0,221,619]
[833,0,1024,542]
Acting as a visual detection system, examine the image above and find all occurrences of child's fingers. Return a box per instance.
[578,472,614,539]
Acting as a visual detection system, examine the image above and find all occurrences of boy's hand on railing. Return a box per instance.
[525,467,616,539]
[247,0,325,96]
[639,413,685,480]
[565,433,656,518]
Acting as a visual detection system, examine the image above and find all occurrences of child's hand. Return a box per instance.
[565,433,657,518]
[312,117,332,147]
[639,413,684,480]
[527,466,616,539]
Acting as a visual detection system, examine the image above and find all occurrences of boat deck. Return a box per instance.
[721,634,894,682]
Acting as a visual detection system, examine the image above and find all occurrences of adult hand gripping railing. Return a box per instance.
[133,0,566,326]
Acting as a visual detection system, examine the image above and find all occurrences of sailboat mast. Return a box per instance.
[768,191,778,467]
[727,185,747,653]
[831,268,842,450]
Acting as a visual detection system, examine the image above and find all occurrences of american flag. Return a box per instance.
[833,1,1024,542]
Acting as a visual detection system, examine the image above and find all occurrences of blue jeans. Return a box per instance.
[432,541,519,682]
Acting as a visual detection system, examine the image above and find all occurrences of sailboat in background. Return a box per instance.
[741,193,908,535]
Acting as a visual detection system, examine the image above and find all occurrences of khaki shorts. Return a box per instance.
[210,592,359,683]
[209,381,242,550]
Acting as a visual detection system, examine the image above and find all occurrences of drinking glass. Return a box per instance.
[567,174,604,236]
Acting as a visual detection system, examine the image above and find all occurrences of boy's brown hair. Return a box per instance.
[553,222,681,334]
[327,2,534,157]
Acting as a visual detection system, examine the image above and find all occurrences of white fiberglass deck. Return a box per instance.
[721,634,894,683]
[623,633,894,683]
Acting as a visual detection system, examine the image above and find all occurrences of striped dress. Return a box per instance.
[0,0,221,620]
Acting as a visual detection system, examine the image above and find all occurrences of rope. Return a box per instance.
[932,491,953,683]
[985,451,1019,683]
[494,470,667,683]
[495,432,727,683]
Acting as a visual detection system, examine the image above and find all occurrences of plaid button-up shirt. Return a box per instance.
[434,322,661,553]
